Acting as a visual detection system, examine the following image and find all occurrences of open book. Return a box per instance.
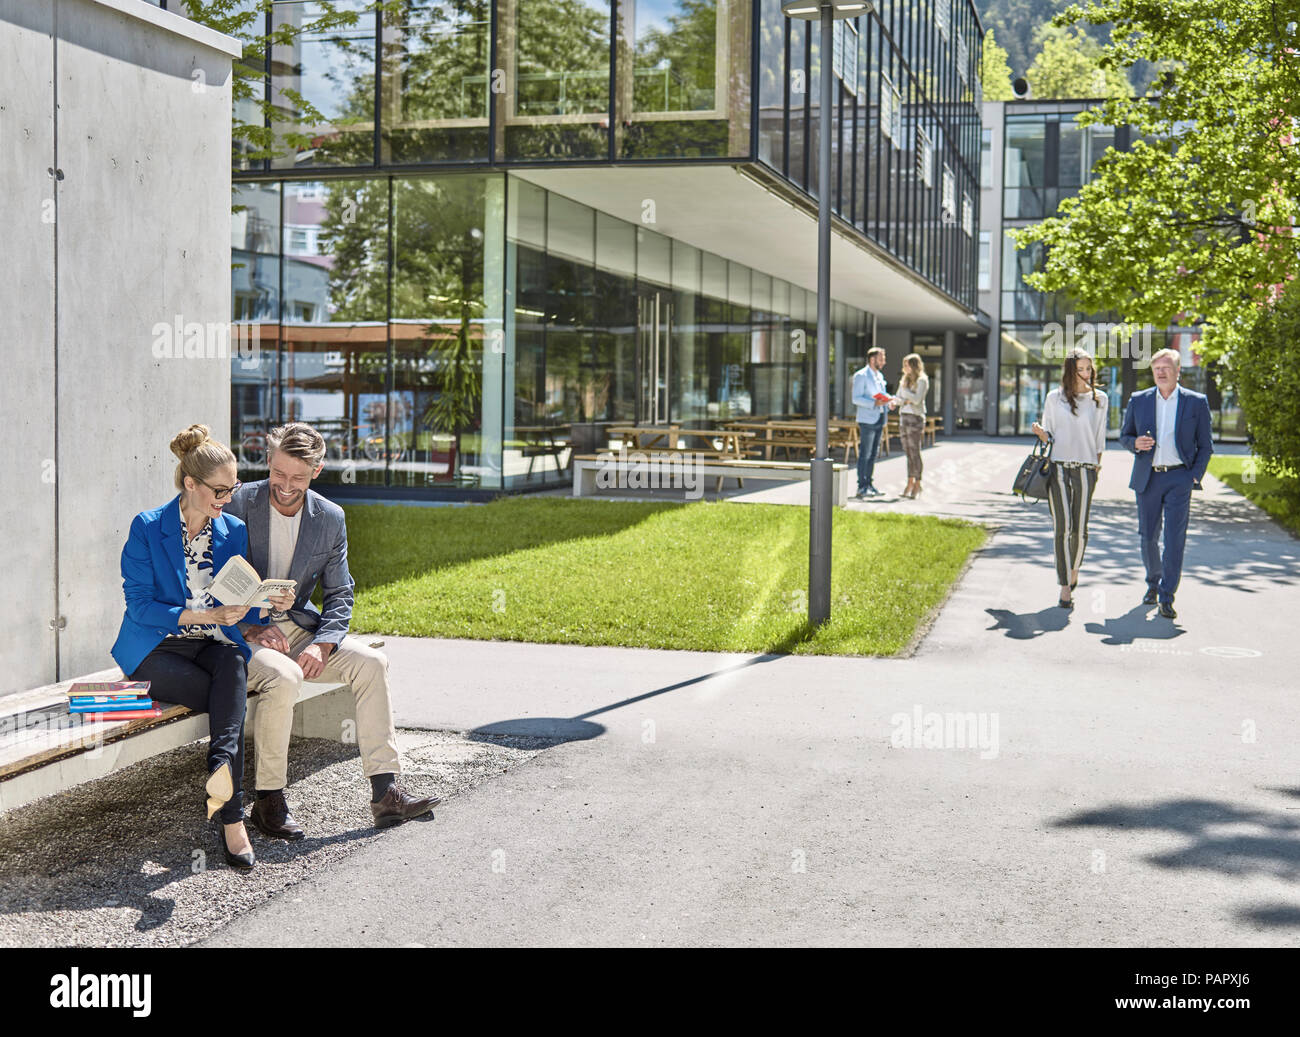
[209,556,296,609]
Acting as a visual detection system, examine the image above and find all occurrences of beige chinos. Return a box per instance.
[247,619,400,790]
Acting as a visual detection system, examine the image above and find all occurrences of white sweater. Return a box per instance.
[1041,387,1108,464]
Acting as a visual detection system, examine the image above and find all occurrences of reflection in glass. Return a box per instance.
[503,0,611,160]
[381,1,491,163]
[232,182,281,478]
[271,0,377,169]
[391,175,500,488]
[283,178,388,486]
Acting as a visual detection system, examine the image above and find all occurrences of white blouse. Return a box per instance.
[896,373,929,417]
[1041,388,1108,464]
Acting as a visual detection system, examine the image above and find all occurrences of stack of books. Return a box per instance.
[67,681,163,720]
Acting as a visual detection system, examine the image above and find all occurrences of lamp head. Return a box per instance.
[781,1,873,19]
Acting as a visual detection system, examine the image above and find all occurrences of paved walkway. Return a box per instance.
[205,440,1300,947]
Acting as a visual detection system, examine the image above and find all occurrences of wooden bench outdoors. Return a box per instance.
[608,426,755,492]
[572,452,851,503]
[0,666,355,813]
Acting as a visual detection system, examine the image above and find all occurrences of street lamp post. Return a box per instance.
[781,1,872,627]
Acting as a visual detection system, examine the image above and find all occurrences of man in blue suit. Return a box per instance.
[1118,348,1214,619]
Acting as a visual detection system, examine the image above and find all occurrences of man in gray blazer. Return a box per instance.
[225,423,439,837]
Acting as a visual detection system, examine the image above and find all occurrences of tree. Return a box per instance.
[1013,0,1300,477]
[1024,23,1129,99]
[1232,274,1300,508]
[980,28,1015,100]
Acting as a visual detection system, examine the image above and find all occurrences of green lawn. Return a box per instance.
[1207,455,1300,535]
[342,498,986,656]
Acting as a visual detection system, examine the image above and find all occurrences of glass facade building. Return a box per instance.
[221,0,985,496]
[983,100,1246,441]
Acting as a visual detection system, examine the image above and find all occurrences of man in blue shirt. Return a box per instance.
[850,347,898,498]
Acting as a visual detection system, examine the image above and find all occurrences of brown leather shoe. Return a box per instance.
[371,784,441,829]
[250,790,306,841]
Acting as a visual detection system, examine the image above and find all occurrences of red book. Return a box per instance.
[79,708,165,721]
[872,393,892,403]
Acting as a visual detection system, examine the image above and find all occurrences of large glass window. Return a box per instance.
[380,1,492,164]
[500,0,612,160]
[1003,115,1046,219]
[271,0,377,169]
[390,174,504,489]
[618,0,751,159]
[281,178,389,486]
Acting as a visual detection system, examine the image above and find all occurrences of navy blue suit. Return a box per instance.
[1118,385,1214,603]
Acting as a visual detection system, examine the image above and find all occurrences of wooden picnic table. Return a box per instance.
[512,424,571,479]
[609,426,753,461]
[721,419,859,464]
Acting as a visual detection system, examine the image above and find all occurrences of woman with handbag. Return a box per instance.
[1031,347,1108,609]
[895,353,929,499]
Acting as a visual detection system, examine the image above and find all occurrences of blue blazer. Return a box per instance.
[110,494,265,677]
[1118,385,1214,493]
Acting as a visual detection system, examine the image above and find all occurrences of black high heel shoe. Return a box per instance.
[217,819,255,870]
[1058,593,1074,609]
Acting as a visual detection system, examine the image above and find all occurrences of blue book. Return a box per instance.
[69,698,153,712]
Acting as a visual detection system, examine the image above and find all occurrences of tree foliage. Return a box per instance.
[1024,23,1128,99]
[1014,3,1300,352]
[1232,275,1300,504]
[1013,0,1300,470]
[980,28,1015,101]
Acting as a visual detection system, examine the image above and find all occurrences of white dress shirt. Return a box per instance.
[1152,387,1180,467]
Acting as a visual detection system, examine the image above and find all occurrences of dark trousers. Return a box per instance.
[1136,467,1194,604]
[130,638,248,823]
[857,416,885,492]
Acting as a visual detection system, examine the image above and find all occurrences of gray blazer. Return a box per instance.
[223,480,355,646]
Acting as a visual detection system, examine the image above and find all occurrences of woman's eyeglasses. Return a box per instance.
[200,479,242,501]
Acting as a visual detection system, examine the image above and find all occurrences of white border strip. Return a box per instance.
[80,0,242,59]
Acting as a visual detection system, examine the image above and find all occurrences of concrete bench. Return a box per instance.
[0,666,355,813]
[572,454,851,503]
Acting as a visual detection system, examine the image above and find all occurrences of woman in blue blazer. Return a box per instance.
[111,424,287,870]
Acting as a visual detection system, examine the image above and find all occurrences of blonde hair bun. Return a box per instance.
[170,423,211,461]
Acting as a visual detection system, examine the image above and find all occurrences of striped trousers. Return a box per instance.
[1046,464,1098,587]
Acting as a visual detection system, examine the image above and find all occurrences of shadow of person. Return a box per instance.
[1084,603,1185,645]
[984,606,1071,639]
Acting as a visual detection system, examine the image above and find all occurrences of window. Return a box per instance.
[881,73,895,143]
[935,0,950,41]
[978,231,991,291]
[956,32,968,84]
[880,73,901,145]
[916,126,933,187]
[833,20,859,87]
[980,127,992,188]
[941,164,956,220]
[961,192,973,237]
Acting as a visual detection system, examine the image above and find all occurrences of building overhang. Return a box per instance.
[511,163,984,333]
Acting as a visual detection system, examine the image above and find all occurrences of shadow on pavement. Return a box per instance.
[984,606,1072,640]
[1083,605,1186,646]
[467,629,812,746]
[1052,797,1300,915]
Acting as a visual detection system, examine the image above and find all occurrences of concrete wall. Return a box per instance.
[0,0,239,694]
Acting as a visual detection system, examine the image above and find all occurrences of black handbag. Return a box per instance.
[1012,435,1054,501]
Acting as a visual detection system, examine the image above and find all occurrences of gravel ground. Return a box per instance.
[0,728,555,947]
